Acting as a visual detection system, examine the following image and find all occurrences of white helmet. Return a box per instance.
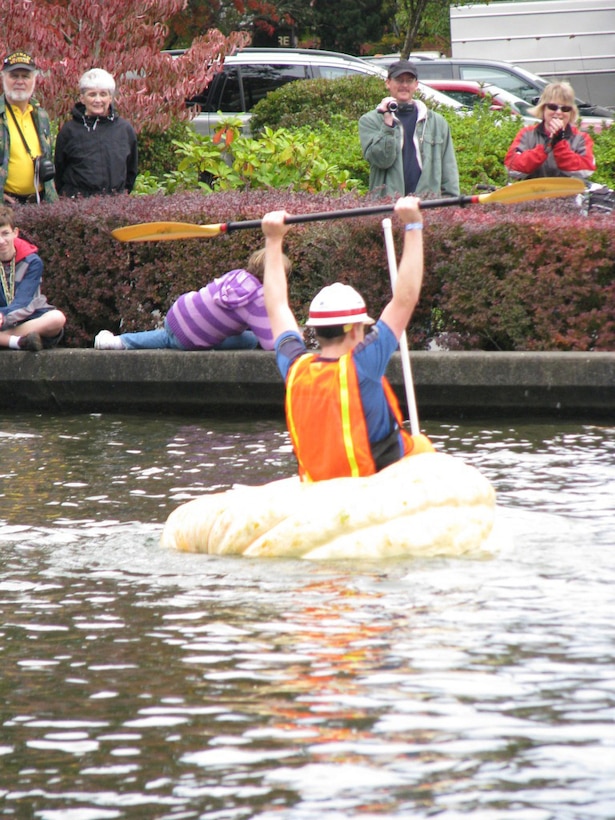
[305,283,375,328]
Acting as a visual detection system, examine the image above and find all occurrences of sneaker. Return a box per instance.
[41,328,64,349]
[18,332,43,351]
[94,330,125,350]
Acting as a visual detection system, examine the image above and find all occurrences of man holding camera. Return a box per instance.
[0,51,57,206]
[359,60,459,199]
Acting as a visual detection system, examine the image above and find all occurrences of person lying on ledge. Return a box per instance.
[94,248,288,351]
[0,205,65,351]
[261,195,435,484]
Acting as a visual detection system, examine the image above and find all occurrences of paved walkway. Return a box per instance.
[1,350,614,419]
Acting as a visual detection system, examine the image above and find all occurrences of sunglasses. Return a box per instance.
[545,103,573,113]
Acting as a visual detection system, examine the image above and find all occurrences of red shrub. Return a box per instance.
[15,192,615,351]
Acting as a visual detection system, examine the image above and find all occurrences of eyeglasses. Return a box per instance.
[545,103,573,113]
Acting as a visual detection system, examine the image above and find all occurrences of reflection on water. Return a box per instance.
[1,412,614,819]
[1,414,295,528]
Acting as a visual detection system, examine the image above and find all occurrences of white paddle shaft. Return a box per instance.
[382,218,420,436]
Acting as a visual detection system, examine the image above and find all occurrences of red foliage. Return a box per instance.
[13,191,615,351]
[424,203,615,351]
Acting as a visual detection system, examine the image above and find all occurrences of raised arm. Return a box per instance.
[380,196,424,340]
[262,210,300,341]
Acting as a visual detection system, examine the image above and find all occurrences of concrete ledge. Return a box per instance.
[1,349,614,419]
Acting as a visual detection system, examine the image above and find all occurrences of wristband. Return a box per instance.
[405,222,423,231]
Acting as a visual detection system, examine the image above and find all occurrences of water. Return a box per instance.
[1,412,614,820]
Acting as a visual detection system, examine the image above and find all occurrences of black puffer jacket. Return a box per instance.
[54,102,138,197]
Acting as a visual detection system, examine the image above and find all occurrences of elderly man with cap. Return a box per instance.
[0,51,57,205]
[359,59,459,199]
[261,196,434,484]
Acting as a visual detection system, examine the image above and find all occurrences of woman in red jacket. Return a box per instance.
[505,81,595,182]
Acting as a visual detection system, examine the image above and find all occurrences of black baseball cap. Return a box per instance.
[2,52,37,72]
[387,60,418,80]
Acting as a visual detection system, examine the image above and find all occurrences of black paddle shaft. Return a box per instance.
[223,195,476,233]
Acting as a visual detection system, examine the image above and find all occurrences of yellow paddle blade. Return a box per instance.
[111,222,225,242]
[478,177,585,205]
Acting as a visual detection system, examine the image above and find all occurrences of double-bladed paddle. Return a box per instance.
[111,178,585,243]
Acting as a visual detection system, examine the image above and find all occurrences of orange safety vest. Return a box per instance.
[285,351,414,482]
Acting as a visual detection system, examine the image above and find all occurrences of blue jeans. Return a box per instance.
[119,320,258,351]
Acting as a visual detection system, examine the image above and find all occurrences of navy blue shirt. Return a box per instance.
[396,104,421,194]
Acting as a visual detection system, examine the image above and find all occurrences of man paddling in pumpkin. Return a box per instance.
[262,196,434,483]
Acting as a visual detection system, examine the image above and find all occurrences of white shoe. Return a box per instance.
[94,330,125,350]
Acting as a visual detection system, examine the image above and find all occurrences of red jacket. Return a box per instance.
[15,235,38,263]
[505,122,595,181]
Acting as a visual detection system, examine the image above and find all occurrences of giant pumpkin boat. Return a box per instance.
[160,451,496,561]
[127,181,586,562]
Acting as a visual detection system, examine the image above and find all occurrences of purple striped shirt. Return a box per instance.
[165,269,274,350]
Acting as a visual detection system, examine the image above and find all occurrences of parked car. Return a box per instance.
[172,48,465,136]
[180,48,386,135]
[362,52,442,67]
[422,79,530,113]
[422,79,613,132]
[414,58,614,120]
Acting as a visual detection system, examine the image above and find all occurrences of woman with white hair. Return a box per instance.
[504,81,595,182]
[54,67,138,197]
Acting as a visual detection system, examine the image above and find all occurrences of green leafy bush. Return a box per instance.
[137,118,195,178]
[249,74,615,194]
[292,115,371,194]
[439,100,525,190]
[250,75,387,132]
[591,122,615,188]
[141,123,363,194]
[250,75,523,193]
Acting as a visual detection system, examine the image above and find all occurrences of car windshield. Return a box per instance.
[459,66,542,103]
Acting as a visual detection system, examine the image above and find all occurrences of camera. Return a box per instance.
[35,156,56,183]
[387,101,399,113]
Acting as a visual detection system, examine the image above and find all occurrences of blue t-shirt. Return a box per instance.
[275,319,401,446]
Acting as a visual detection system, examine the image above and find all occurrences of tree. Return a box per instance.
[381,0,492,57]
[397,0,430,56]
[165,0,225,48]
[165,0,254,47]
[0,0,250,132]
[165,0,315,45]
[310,0,384,54]
[233,0,316,46]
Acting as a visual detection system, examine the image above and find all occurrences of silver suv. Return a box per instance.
[414,58,613,119]
[185,48,387,136]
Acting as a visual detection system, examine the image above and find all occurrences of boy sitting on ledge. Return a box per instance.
[0,205,66,351]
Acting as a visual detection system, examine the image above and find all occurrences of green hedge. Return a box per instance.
[249,74,615,193]
[15,190,615,351]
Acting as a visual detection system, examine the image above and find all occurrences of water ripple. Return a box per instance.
[0,414,614,818]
